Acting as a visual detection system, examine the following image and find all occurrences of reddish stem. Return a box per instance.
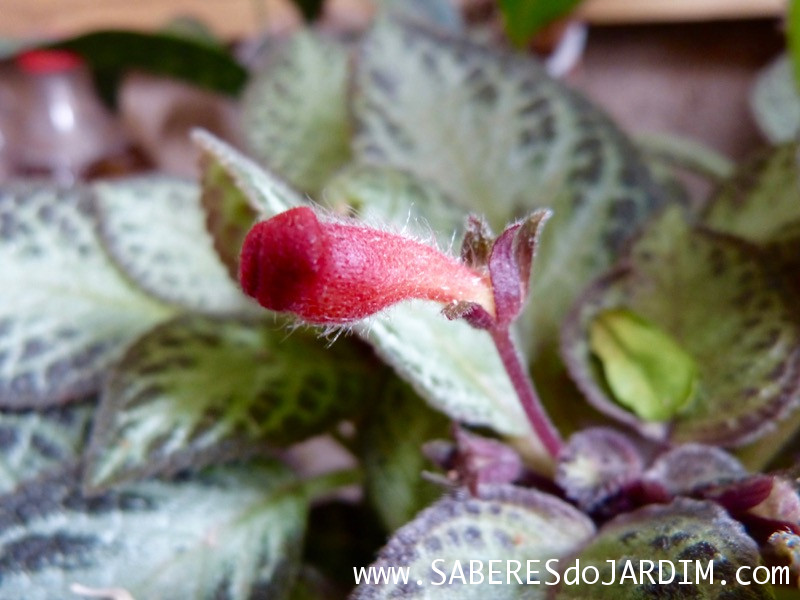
[490,327,563,459]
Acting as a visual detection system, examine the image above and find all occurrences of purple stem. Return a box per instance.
[490,327,563,459]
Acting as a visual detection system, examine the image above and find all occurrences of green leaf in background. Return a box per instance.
[0,463,306,600]
[359,378,450,531]
[0,403,91,494]
[195,132,531,441]
[702,144,800,245]
[242,32,352,196]
[85,314,376,491]
[789,0,800,92]
[750,55,800,143]
[199,149,259,280]
[551,499,772,599]
[352,19,665,428]
[499,0,583,48]
[50,30,247,106]
[353,485,595,599]
[562,208,800,446]
[94,175,254,314]
[589,308,697,422]
[0,182,174,408]
[321,164,465,245]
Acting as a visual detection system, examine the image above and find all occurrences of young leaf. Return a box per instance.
[552,499,772,599]
[563,208,800,446]
[644,444,747,497]
[199,149,259,279]
[352,19,665,412]
[0,463,306,600]
[0,403,91,494]
[85,314,377,491]
[499,0,583,48]
[750,55,800,143]
[352,485,595,598]
[589,308,697,422]
[359,378,450,531]
[0,181,174,408]
[242,32,351,195]
[94,176,253,314]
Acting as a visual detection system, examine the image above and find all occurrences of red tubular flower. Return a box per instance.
[239,206,495,324]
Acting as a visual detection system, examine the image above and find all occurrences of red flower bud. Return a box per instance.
[239,206,495,324]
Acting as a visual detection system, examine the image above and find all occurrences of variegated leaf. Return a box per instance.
[0,181,174,408]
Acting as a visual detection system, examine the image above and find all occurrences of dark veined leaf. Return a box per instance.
[194,132,530,440]
[552,498,773,599]
[352,18,665,427]
[499,0,583,48]
[589,308,698,422]
[242,31,352,195]
[562,208,800,446]
[0,463,307,600]
[359,378,450,531]
[0,181,174,408]
[0,403,91,494]
[85,314,378,491]
[702,143,800,246]
[93,175,254,314]
[50,30,247,106]
[353,485,595,599]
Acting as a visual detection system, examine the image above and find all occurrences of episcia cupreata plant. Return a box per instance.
[1,9,800,600]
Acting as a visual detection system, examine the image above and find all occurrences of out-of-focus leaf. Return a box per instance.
[198,148,259,280]
[352,485,595,599]
[242,32,351,195]
[375,0,464,31]
[644,444,747,496]
[702,144,800,245]
[0,181,174,408]
[789,0,800,92]
[94,175,253,314]
[499,0,583,48]
[0,403,91,494]
[0,463,307,600]
[321,164,464,245]
[589,308,697,422]
[751,54,800,143]
[359,378,449,531]
[563,208,800,446]
[352,19,665,425]
[194,132,531,441]
[50,30,247,106]
[85,314,377,491]
[552,499,773,599]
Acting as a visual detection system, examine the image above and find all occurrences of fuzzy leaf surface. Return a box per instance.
[0,182,174,408]
[86,314,375,490]
[94,175,252,314]
[359,378,450,531]
[563,209,800,446]
[751,55,800,143]
[352,19,665,409]
[589,308,697,422]
[0,463,306,600]
[551,499,772,599]
[353,485,595,599]
[0,404,91,494]
[243,32,351,195]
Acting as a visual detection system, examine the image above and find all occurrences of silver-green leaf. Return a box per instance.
[0,181,174,408]
[0,463,307,600]
[242,32,352,195]
[353,485,595,599]
[751,54,800,144]
[86,314,377,491]
[94,175,253,314]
